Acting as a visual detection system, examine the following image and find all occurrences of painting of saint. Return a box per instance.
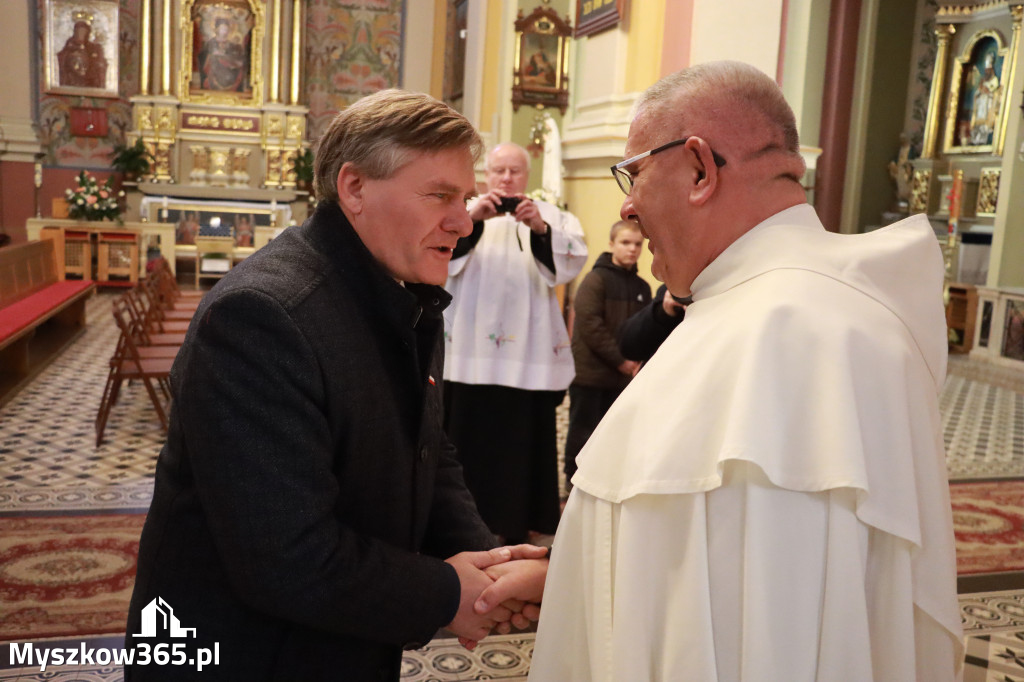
[45,1,119,97]
[190,3,253,95]
[521,33,558,88]
[57,20,108,88]
[954,35,1004,149]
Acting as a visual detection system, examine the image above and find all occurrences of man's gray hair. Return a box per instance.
[313,89,483,202]
[637,61,800,154]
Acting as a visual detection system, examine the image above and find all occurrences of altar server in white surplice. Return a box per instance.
[473,61,964,680]
[444,142,587,544]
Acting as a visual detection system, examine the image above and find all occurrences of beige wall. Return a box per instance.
[691,0,783,76]
[0,1,40,161]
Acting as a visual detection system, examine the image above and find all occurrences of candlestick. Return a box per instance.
[33,162,42,217]
[948,170,963,247]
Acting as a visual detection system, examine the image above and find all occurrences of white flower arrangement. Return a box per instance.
[527,187,560,206]
[64,170,125,222]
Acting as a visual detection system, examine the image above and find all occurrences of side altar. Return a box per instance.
[121,0,310,266]
[909,2,1024,362]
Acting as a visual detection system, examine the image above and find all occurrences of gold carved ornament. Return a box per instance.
[910,169,932,214]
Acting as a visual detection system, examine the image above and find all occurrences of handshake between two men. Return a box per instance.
[444,544,550,649]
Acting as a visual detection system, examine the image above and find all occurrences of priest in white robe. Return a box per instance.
[477,61,963,681]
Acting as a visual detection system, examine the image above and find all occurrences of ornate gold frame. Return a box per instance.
[179,0,265,106]
[943,29,1012,155]
[512,7,572,115]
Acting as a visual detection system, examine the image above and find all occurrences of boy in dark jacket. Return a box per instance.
[564,221,651,488]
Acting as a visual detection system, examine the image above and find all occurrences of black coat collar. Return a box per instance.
[301,201,452,332]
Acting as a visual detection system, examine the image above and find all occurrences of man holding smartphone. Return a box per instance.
[444,142,587,545]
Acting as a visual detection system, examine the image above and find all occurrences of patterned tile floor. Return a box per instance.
[5,294,1024,678]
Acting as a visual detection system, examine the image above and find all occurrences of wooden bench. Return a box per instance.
[0,240,95,406]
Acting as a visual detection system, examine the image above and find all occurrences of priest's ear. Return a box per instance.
[336,162,365,215]
[686,137,719,207]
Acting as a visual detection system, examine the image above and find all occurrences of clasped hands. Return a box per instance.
[444,545,549,650]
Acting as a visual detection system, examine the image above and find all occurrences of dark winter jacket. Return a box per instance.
[126,201,495,682]
[570,252,651,389]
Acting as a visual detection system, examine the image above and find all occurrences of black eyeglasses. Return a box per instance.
[610,137,727,195]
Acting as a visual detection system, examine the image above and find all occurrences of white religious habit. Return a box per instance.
[529,204,964,682]
[444,199,587,390]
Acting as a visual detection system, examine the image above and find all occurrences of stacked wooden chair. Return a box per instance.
[95,261,204,446]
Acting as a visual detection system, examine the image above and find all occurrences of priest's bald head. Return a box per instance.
[615,61,807,295]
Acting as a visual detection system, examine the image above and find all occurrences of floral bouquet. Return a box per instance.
[65,170,124,221]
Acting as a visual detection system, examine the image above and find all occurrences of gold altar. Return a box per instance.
[124,0,309,243]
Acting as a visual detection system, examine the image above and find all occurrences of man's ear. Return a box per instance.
[685,137,718,207]
[336,162,364,215]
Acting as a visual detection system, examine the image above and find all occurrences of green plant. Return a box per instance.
[110,138,153,177]
[65,170,124,221]
[293,148,314,187]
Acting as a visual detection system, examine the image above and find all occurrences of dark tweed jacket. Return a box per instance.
[126,201,495,681]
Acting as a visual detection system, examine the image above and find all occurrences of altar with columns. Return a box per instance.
[124,0,310,261]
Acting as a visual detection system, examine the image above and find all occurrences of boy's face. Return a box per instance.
[609,228,644,268]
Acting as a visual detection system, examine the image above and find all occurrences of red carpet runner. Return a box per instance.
[951,480,1024,575]
[0,514,144,640]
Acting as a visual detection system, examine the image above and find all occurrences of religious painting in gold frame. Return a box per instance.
[179,0,264,106]
[943,29,1011,155]
[512,7,572,115]
[43,0,120,98]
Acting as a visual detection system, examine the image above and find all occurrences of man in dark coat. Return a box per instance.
[564,221,651,485]
[125,90,546,681]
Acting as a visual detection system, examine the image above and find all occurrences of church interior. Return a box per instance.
[3,0,1024,679]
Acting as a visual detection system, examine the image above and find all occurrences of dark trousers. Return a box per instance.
[564,384,623,484]
[444,382,564,542]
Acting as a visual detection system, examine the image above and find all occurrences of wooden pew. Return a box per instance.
[0,240,95,406]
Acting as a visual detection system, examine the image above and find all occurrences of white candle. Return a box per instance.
[270,199,277,211]
[162,196,168,209]
[34,163,42,188]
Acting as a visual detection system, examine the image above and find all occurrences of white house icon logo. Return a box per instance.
[134,597,197,638]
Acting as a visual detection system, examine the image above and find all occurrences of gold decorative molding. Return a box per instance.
[265,148,284,187]
[286,114,305,142]
[181,111,261,134]
[189,145,209,185]
[207,146,232,186]
[154,142,173,182]
[977,167,1001,215]
[231,148,252,187]
[938,1,1011,19]
[924,25,955,159]
[910,169,932,214]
